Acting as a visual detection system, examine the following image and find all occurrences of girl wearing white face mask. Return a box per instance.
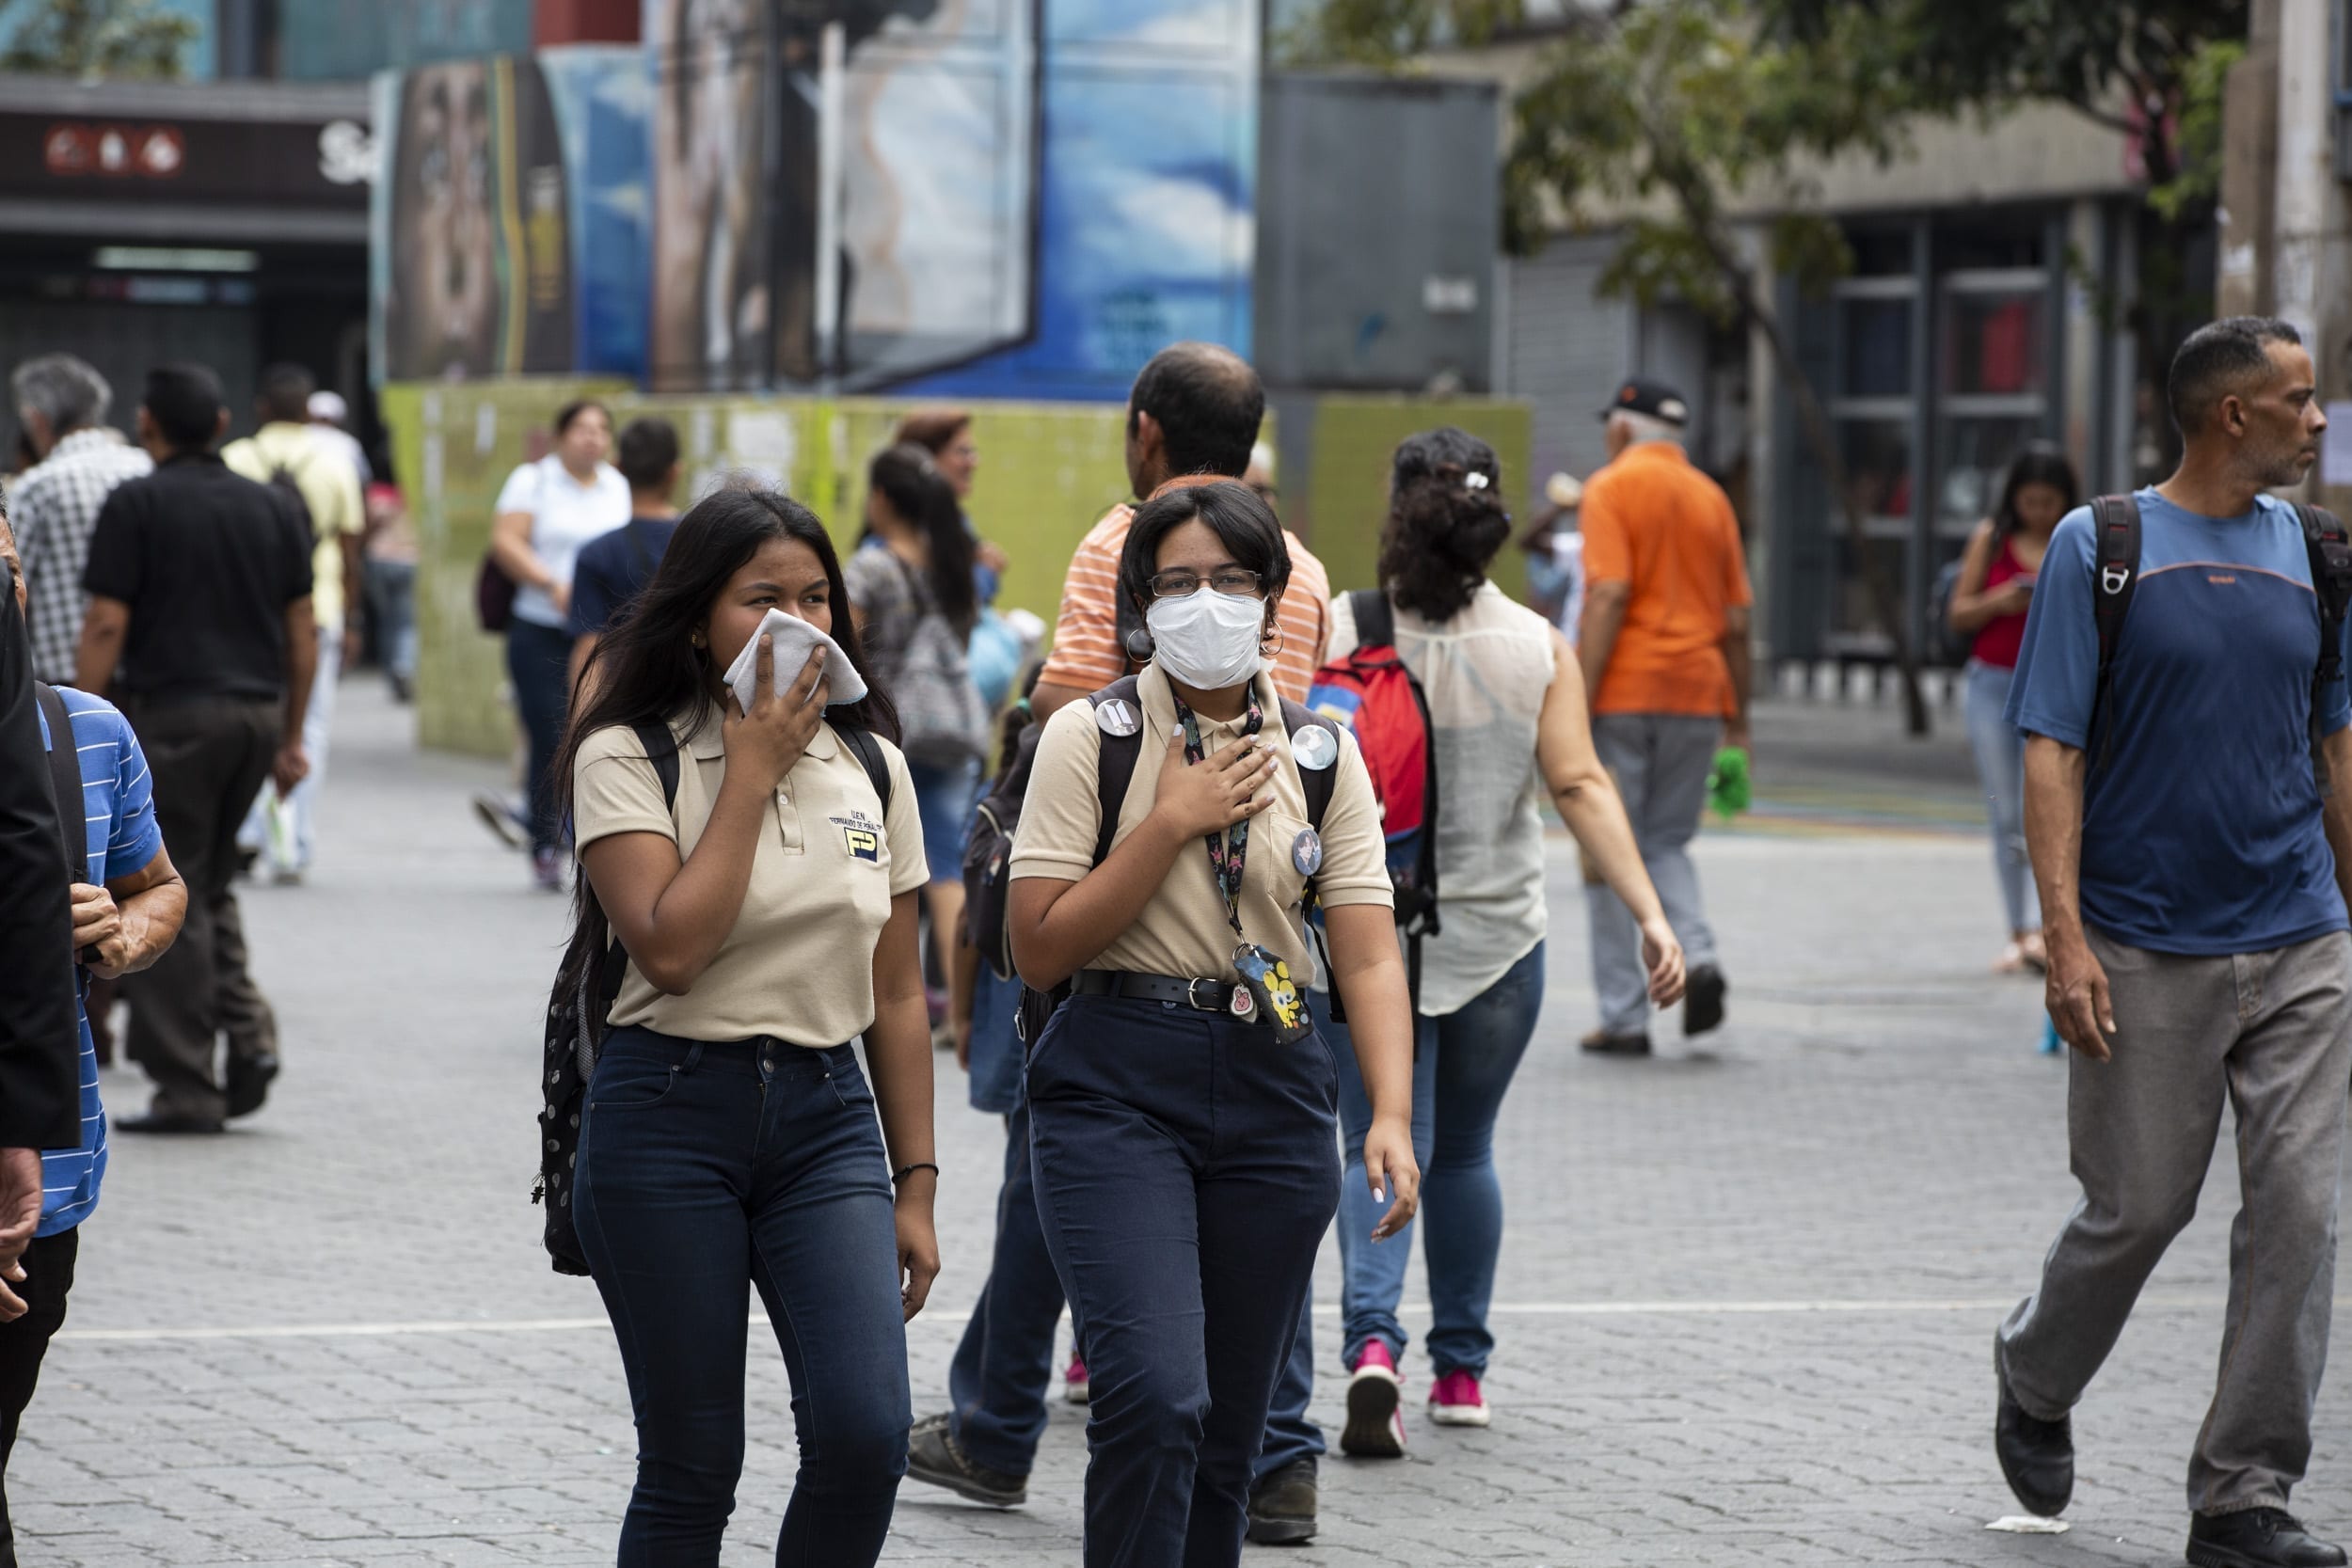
[1006,481,1420,1568]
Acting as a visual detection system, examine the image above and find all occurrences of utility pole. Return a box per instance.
[2271,0,2352,507]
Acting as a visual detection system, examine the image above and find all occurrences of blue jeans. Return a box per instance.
[1028,995,1338,1568]
[1963,661,2040,936]
[506,619,572,855]
[1328,942,1545,1378]
[906,755,980,886]
[574,1028,910,1567]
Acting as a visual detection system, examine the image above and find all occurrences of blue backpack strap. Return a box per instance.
[2087,494,2141,771]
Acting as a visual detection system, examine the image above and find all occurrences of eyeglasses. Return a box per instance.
[1148,568,1264,599]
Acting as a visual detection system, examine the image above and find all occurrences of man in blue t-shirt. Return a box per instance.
[0,510,183,1560]
[1994,318,2352,1568]
[564,416,681,696]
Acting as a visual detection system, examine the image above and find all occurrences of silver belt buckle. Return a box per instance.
[1185,976,1222,1013]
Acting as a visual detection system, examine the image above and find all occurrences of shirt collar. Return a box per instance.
[48,428,125,464]
[676,701,842,762]
[1613,440,1691,472]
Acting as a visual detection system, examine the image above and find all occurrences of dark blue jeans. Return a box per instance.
[1329,942,1546,1377]
[1028,995,1339,1568]
[574,1028,911,1567]
[504,618,572,854]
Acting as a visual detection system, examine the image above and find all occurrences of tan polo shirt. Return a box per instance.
[1009,664,1391,979]
[573,706,928,1047]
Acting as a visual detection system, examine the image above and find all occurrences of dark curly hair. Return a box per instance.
[1378,426,1510,622]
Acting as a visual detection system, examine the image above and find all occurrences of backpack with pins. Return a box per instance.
[2087,493,2352,786]
[1008,674,1344,1047]
[532,719,894,1275]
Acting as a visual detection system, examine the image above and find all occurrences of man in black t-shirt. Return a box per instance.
[564,416,681,696]
[75,364,315,1134]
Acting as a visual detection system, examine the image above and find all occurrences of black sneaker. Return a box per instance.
[1579,1030,1653,1056]
[1683,964,1728,1037]
[1247,1457,1318,1545]
[1994,1343,2073,1518]
[2188,1509,2349,1568]
[226,1052,279,1119]
[904,1414,1026,1509]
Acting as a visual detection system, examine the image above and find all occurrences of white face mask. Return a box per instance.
[1146,586,1266,691]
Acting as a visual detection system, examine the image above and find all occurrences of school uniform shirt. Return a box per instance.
[572,706,929,1046]
[1010,663,1392,982]
[494,456,631,629]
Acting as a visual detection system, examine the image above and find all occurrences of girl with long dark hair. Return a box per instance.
[1947,441,2078,973]
[1007,479,1421,1567]
[1326,428,1682,1454]
[556,486,939,1566]
[847,443,991,1009]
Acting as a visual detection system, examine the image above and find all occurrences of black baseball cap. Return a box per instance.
[1598,374,1691,426]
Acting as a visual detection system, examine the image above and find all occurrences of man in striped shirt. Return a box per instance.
[0,509,183,1558]
[1032,343,1330,721]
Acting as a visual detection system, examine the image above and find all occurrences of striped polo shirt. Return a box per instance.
[33,685,161,1235]
[1039,503,1333,702]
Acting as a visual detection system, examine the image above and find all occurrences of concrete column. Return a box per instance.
[2217,0,2281,318]
[2272,0,2352,504]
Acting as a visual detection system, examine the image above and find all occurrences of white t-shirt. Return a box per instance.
[494,456,631,628]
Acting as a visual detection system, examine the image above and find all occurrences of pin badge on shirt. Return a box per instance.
[1096,698,1140,738]
[1292,827,1323,877]
[1291,725,1337,771]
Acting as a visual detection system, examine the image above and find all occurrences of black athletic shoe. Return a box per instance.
[2188,1510,2349,1568]
[1683,964,1728,1037]
[115,1111,227,1135]
[1994,1345,2073,1518]
[1247,1457,1318,1545]
[1579,1030,1653,1056]
[904,1414,1027,1508]
[226,1052,279,1119]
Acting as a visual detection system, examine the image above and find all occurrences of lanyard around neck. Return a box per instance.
[1172,691,1263,942]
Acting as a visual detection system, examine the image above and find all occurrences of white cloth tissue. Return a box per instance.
[723,609,869,713]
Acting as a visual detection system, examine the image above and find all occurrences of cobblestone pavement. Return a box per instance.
[15,684,2345,1566]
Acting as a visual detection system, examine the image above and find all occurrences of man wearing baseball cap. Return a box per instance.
[1575,374,1753,1053]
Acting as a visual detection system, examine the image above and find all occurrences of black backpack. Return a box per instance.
[264,451,317,542]
[533,718,894,1276]
[1010,674,1343,1046]
[33,683,94,974]
[961,718,1047,983]
[2087,494,2352,782]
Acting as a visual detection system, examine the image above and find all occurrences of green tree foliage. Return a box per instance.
[0,0,197,80]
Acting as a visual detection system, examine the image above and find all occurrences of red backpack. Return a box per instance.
[1308,589,1440,1004]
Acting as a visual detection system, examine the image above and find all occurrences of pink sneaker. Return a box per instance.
[1340,1340,1406,1458]
[1427,1369,1490,1427]
[1064,1353,1090,1405]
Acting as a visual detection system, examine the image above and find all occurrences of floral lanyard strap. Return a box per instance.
[1170,690,1314,1041]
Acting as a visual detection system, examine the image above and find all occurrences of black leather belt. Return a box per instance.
[1070,969,1261,1021]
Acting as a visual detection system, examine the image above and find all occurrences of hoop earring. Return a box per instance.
[1124,626,1156,664]
[1262,625,1284,658]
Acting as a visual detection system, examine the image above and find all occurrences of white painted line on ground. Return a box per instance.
[55,1295,2234,1345]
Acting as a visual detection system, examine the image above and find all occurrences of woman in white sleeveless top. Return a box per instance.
[1322,428,1685,1456]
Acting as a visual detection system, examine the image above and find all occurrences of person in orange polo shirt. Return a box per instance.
[1577,375,1752,1053]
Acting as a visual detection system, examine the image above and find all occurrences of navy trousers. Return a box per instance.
[1027,994,1339,1568]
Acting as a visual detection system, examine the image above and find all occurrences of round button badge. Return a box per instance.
[1095,698,1141,737]
[1292,827,1324,878]
[1291,725,1337,771]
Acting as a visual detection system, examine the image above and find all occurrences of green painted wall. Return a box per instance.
[384,382,1532,758]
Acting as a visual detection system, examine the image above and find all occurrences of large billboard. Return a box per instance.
[371,1,1255,399]
[645,0,1040,391]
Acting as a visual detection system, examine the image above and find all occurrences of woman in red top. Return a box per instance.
[1948,444,2077,972]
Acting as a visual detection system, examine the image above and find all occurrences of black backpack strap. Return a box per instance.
[2295,503,2352,776]
[834,722,896,816]
[1279,698,1340,832]
[1349,587,1394,651]
[2087,494,2141,771]
[34,683,87,889]
[601,721,687,998]
[1087,675,1146,867]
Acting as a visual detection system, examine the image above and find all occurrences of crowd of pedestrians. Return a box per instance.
[8,315,2352,1568]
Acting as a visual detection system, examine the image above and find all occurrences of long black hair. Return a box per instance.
[868,443,978,637]
[551,485,898,986]
[1991,442,2080,538]
[1379,426,1510,622]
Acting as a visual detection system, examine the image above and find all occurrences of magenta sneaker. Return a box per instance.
[1064,1353,1090,1405]
[1427,1370,1490,1428]
[1340,1341,1406,1458]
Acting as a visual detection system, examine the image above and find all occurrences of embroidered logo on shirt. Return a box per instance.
[2208,573,2238,585]
[831,809,884,864]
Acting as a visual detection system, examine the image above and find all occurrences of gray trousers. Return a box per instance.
[1584,713,1722,1035]
[1998,927,2352,1515]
